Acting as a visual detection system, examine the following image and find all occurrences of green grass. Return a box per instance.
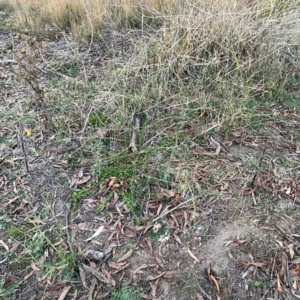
[111,282,144,300]
[0,277,23,298]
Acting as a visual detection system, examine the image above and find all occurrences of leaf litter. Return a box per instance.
[1,11,300,300]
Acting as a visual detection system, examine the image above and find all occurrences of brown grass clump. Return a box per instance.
[4,0,180,37]
[5,0,298,38]
[3,0,300,128]
[92,0,300,130]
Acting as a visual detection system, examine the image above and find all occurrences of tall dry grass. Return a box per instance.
[6,0,295,37]
[91,0,300,128]
[2,0,300,130]
[4,0,183,37]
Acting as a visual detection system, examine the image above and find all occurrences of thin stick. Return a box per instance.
[178,276,212,300]
[250,140,267,187]
[65,203,74,254]
[153,197,197,222]
[0,60,16,64]
[18,122,30,173]
[80,106,94,140]
[129,112,144,152]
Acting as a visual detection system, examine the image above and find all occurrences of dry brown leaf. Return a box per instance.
[49,283,67,291]
[110,192,119,205]
[84,225,105,242]
[121,225,136,238]
[169,189,177,198]
[210,274,220,293]
[146,272,165,281]
[79,266,87,288]
[58,286,71,300]
[157,203,162,216]
[170,214,179,227]
[242,186,258,196]
[292,280,298,293]
[97,128,109,138]
[24,270,34,281]
[196,293,204,300]
[248,262,265,268]
[105,243,119,255]
[277,274,283,293]
[133,264,156,275]
[71,289,78,300]
[112,263,130,274]
[10,242,20,252]
[88,278,97,300]
[30,261,40,272]
[0,196,19,207]
[288,244,295,260]
[163,271,178,278]
[173,234,185,246]
[102,266,116,287]
[0,240,9,251]
[291,265,300,275]
[152,223,162,233]
[109,177,117,187]
[117,248,133,263]
[183,211,188,229]
[135,225,147,231]
[108,261,127,269]
[76,176,91,185]
[83,198,97,204]
[188,248,199,263]
[74,222,94,231]
[149,279,159,297]
[276,239,284,248]
[96,292,110,299]
[144,237,153,255]
[155,256,164,268]
[42,291,61,299]
[82,263,110,284]
[241,266,255,279]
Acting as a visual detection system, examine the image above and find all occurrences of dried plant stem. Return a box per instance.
[153,197,197,222]
[18,122,30,173]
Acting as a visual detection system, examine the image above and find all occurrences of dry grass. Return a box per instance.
[4,0,181,37]
[4,0,299,39]
[2,0,300,138]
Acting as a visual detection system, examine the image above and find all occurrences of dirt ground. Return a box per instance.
[1,8,300,300]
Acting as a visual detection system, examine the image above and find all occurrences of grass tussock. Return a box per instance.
[4,0,180,36]
[90,0,300,134]
[4,0,299,133]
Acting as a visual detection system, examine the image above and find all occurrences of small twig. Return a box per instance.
[129,112,145,152]
[80,106,94,140]
[65,203,74,254]
[143,123,175,147]
[153,197,197,222]
[250,140,267,187]
[18,122,30,173]
[0,59,16,64]
[270,252,277,286]
[178,276,211,300]
[134,230,143,249]
[197,283,212,300]
[252,192,257,205]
